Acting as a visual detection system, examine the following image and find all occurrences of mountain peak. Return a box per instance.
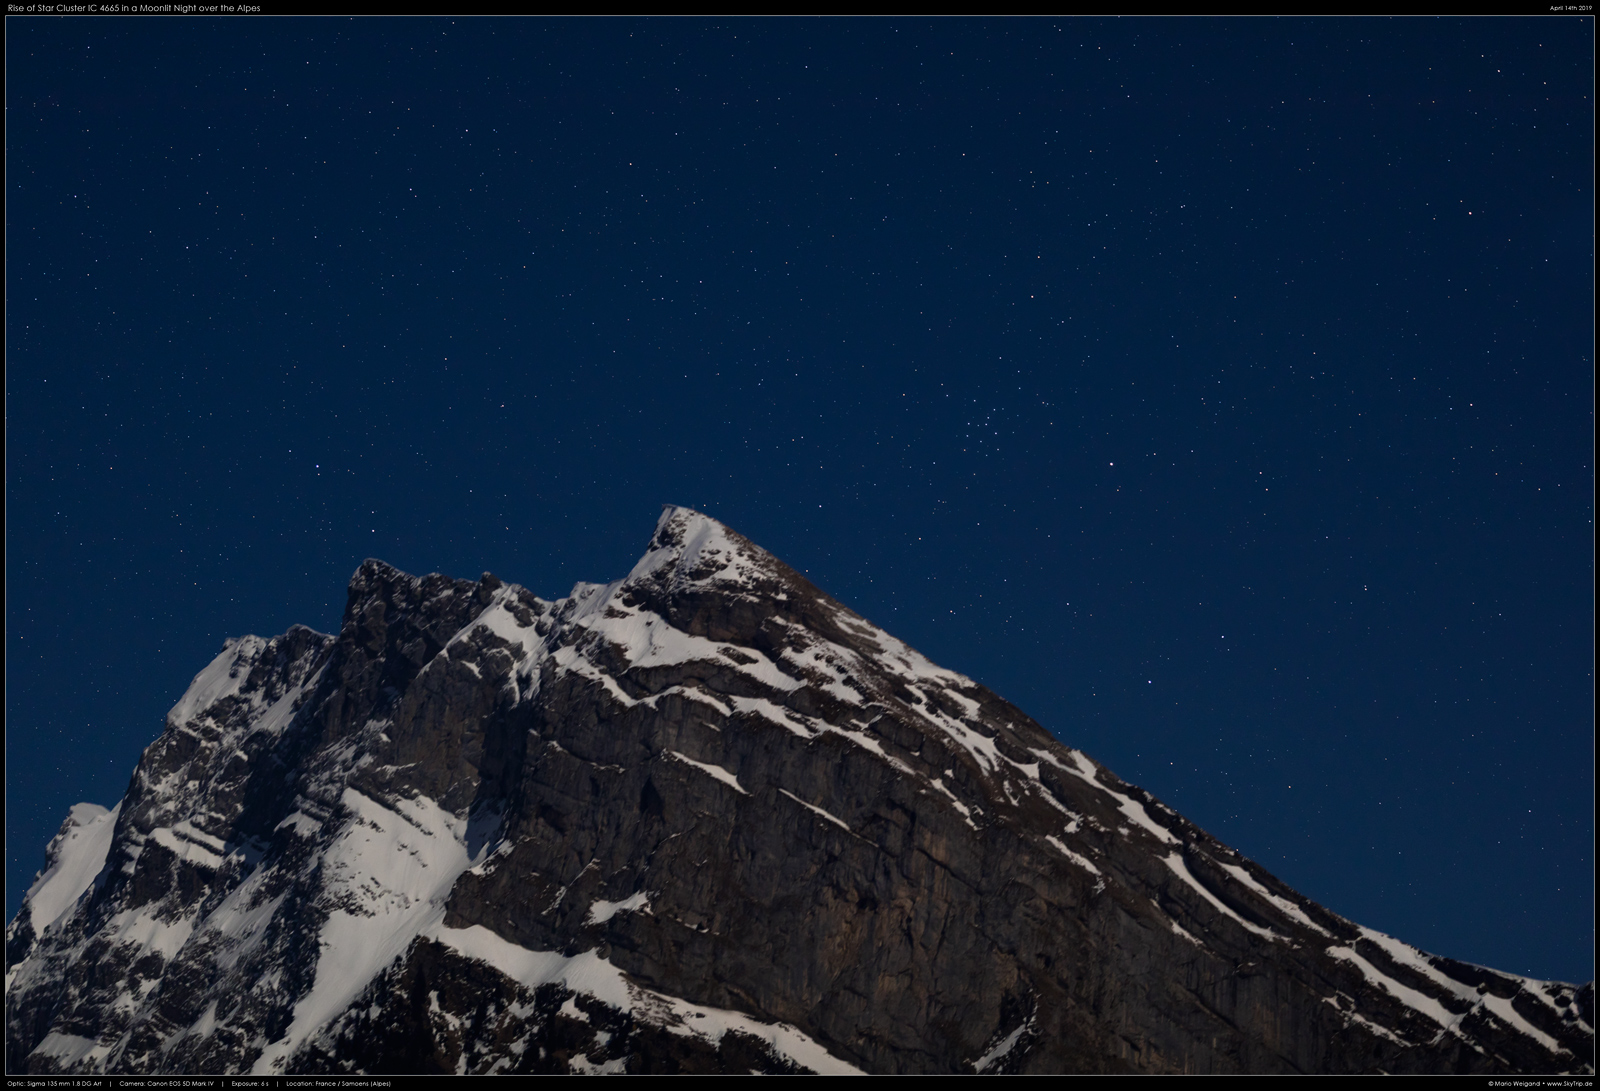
[7,508,1592,1075]
[626,505,776,596]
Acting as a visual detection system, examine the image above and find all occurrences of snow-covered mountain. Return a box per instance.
[6,507,1593,1074]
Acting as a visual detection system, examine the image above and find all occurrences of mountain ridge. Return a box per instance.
[7,506,1593,1074]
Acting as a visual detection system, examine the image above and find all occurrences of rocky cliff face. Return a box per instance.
[6,507,1593,1074]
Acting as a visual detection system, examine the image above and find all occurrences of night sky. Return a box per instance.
[7,18,1593,983]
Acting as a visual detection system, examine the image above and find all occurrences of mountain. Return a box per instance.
[6,507,1593,1075]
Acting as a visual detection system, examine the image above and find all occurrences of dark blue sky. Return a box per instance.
[7,18,1593,982]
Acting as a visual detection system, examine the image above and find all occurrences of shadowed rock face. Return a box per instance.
[6,507,1593,1075]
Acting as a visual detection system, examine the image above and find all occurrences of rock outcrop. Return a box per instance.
[6,507,1593,1074]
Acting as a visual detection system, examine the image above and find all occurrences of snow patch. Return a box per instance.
[586,891,652,925]
[274,811,324,838]
[727,694,816,739]
[27,802,120,935]
[200,878,287,973]
[1323,995,1412,1047]
[101,904,198,962]
[1168,916,1205,949]
[552,645,643,708]
[585,606,801,694]
[779,789,852,832]
[433,921,863,1073]
[1478,992,1565,1055]
[1217,861,1331,935]
[974,1021,1028,1073]
[643,686,733,717]
[920,705,1005,775]
[666,751,748,796]
[1043,835,1100,876]
[464,589,549,667]
[251,667,322,740]
[167,637,265,726]
[1064,751,1179,845]
[1347,928,1570,1055]
[28,1032,102,1069]
[1161,853,1278,941]
[629,508,753,592]
[1326,944,1464,1035]
[250,790,478,1074]
[148,822,228,872]
[779,639,868,707]
[927,778,979,830]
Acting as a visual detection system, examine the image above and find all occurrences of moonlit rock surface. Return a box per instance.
[6,508,1593,1073]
